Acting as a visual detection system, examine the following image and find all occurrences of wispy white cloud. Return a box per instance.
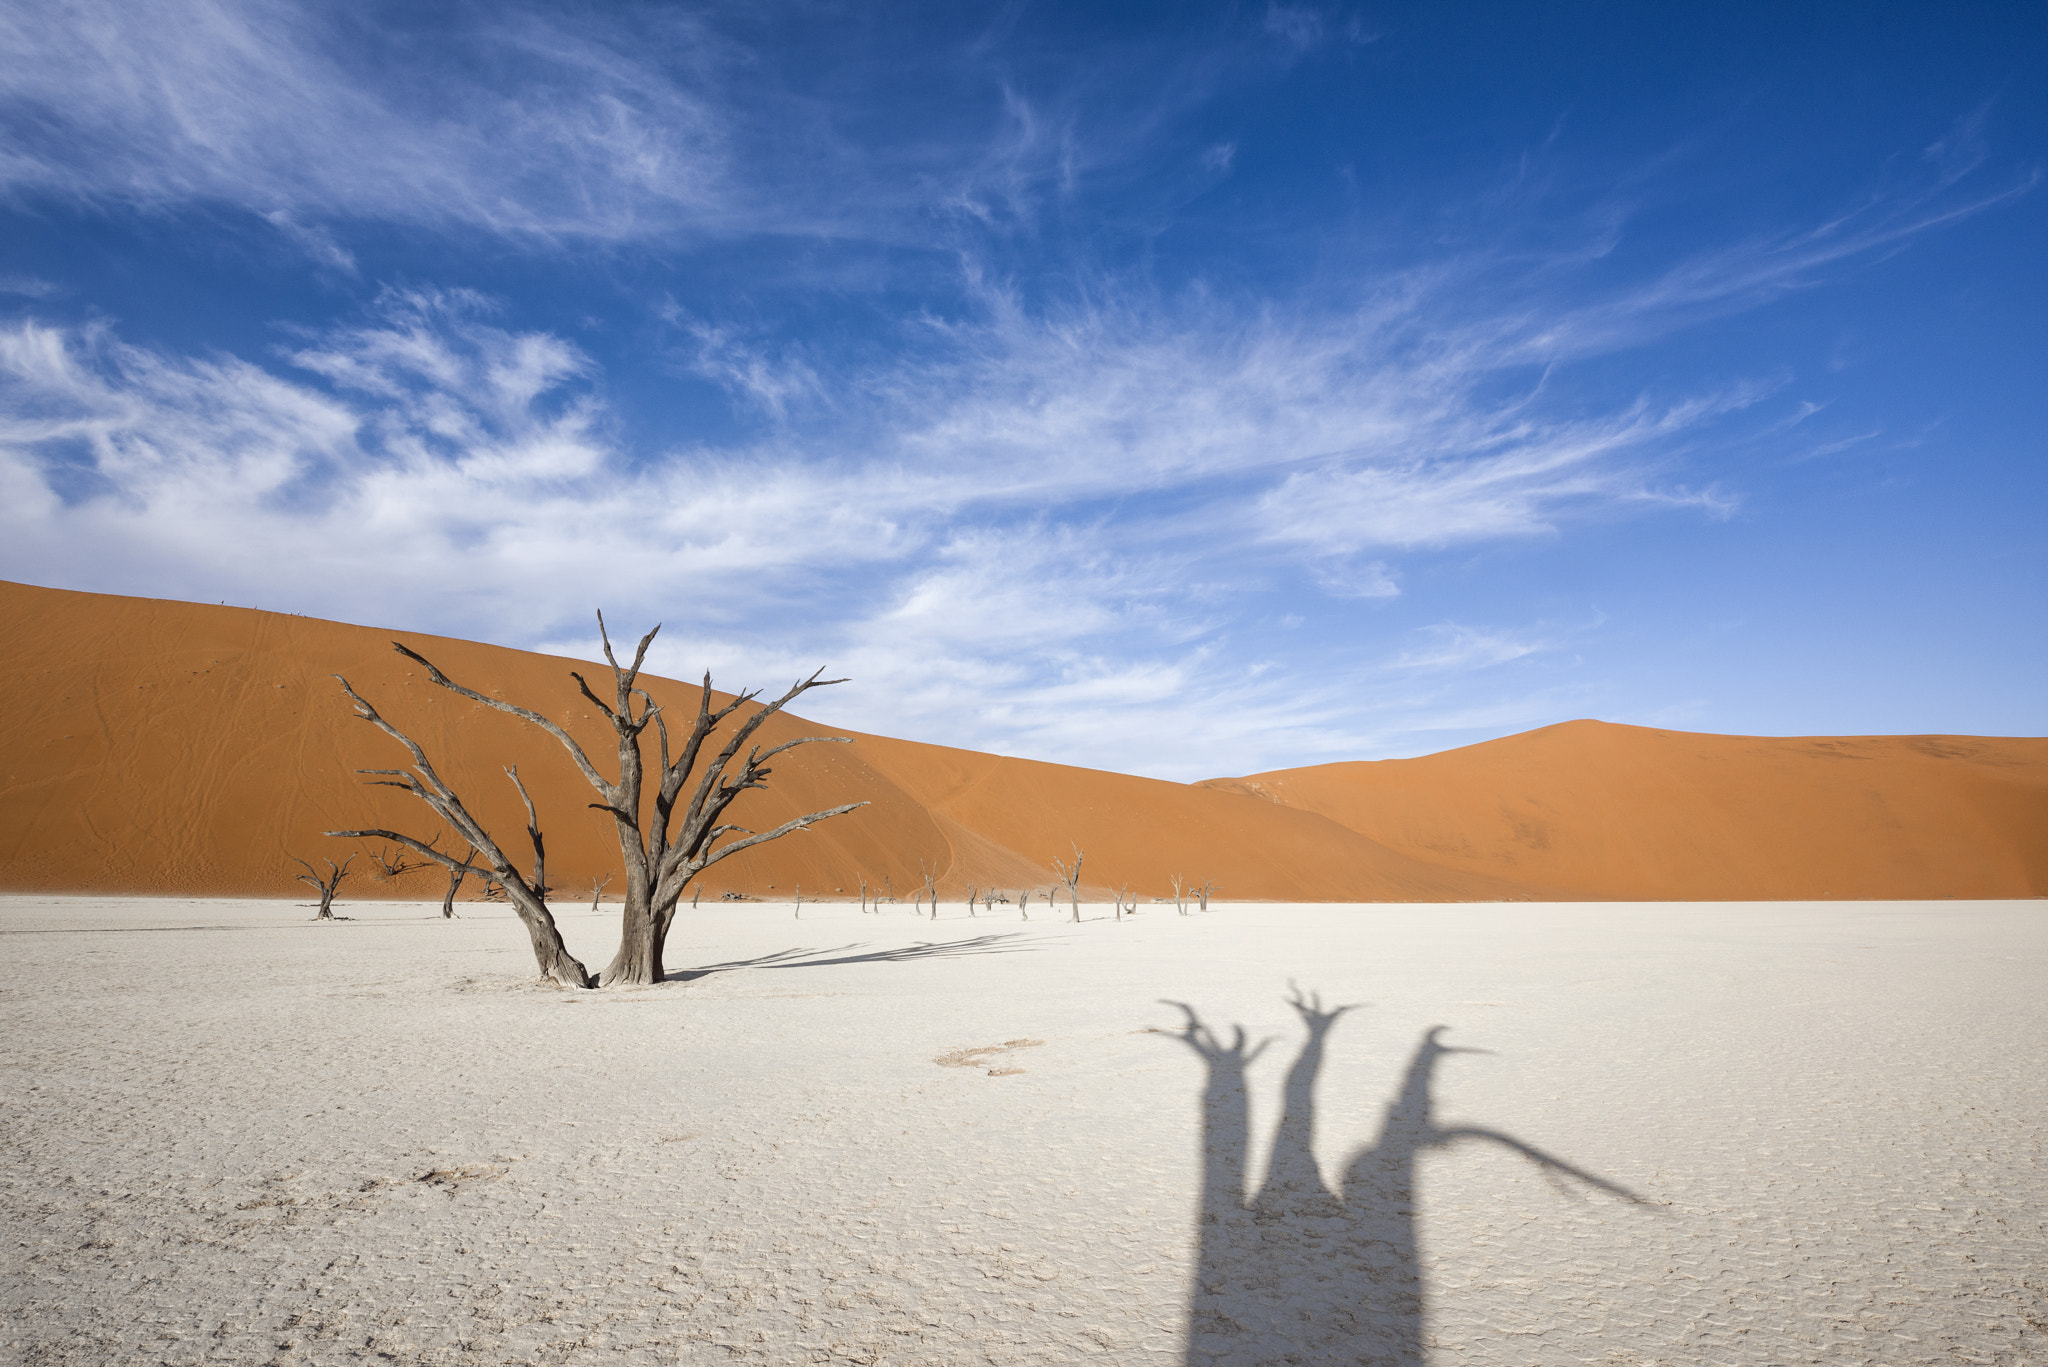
[669,311,825,424]
[1386,623,1558,673]
[1261,3,1376,54]
[263,210,357,273]
[0,0,732,241]
[0,0,1246,252]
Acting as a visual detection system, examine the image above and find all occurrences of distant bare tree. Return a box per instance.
[859,874,870,913]
[437,840,479,918]
[1052,843,1084,922]
[1018,888,1031,921]
[982,887,997,915]
[793,884,803,919]
[965,883,979,918]
[590,873,614,913]
[326,615,866,988]
[367,843,429,883]
[1196,879,1218,912]
[1171,873,1186,915]
[1115,882,1132,919]
[291,854,355,921]
[918,859,939,919]
[883,874,896,906]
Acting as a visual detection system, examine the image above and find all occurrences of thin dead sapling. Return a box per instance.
[1052,843,1085,922]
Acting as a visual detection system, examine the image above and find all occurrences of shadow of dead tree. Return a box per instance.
[1164,987,1650,1367]
[665,932,1043,981]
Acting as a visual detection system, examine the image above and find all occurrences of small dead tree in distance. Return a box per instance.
[1196,879,1218,912]
[434,838,479,918]
[1052,843,1084,922]
[368,843,428,883]
[292,854,355,921]
[327,615,867,987]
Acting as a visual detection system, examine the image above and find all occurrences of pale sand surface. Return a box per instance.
[3,897,2044,1366]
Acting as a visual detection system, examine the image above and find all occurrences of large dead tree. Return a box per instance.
[327,615,866,988]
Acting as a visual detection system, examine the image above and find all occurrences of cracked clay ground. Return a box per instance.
[3,897,2044,1366]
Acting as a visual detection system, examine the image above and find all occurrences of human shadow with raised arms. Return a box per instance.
[1165,987,1647,1367]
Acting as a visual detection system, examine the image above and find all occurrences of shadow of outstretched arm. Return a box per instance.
[1434,1126,1655,1205]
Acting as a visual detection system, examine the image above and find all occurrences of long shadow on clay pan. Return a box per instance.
[665,931,1045,981]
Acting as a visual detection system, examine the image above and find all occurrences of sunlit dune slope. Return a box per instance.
[0,581,1526,902]
[1200,721,2048,900]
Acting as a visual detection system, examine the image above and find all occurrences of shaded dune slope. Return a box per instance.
[0,582,1522,902]
[1199,722,2048,900]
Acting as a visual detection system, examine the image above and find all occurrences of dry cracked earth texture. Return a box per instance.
[2,896,2043,1366]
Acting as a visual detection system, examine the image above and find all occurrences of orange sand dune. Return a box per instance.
[6,581,2040,903]
[1200,721,2048,900]
[0,581,1523,903]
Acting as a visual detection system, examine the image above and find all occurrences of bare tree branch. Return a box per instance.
[329,673,590,988]
[389,642,616,800]
[505,765,548,900]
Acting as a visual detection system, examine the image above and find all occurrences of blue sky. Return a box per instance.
[1,0,2042,779]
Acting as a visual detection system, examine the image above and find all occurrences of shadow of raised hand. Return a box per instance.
[1258,983,1359,1219]
[1161,1001,1271,1220]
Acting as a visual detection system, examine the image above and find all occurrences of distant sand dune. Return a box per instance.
[1199,722,2048,900]
[3,579,2041,901]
